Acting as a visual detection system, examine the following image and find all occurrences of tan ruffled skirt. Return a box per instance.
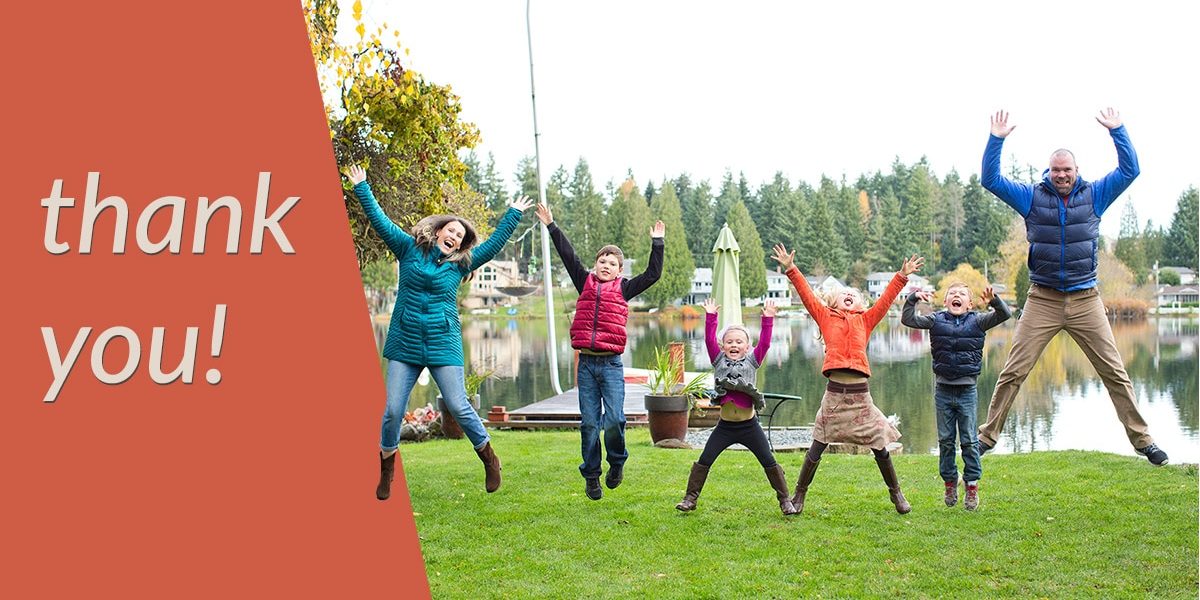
[811,381,900,449]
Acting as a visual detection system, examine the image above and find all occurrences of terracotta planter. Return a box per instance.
[644,394,690,443]
[438,394,482,440]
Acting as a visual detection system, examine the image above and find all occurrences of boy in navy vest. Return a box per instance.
[903,282,1011,510]
[536,203,664,501]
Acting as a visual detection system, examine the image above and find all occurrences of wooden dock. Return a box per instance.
[486,384,652,429]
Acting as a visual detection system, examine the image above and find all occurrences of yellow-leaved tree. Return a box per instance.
[934,263,991,309]
[303,0,491,267]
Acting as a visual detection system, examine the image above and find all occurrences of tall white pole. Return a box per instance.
[527,0,564,394]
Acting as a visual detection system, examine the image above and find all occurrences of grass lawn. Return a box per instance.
[399,430,1198,599]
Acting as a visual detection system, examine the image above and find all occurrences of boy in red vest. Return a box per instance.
[536,203,664,500]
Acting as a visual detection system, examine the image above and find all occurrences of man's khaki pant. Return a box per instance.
[979,284,1153,449]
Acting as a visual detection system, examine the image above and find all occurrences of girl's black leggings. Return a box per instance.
[698,418,777,468]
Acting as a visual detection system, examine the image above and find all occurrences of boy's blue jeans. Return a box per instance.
[380,360,490,451]
[935,383,982,483]
[577,354,628,479]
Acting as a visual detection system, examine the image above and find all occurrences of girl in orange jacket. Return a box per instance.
[771,244,924,514]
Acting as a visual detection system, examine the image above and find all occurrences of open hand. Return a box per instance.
[900,254,925,276]
[535,203,554,226]
[771,243,796,271]
[650,220,665,238]
[762,299,777,318]
[915,291,932,303]
[981,285,995,305]
[703,298,719,314]
[508,195,533,212]
[1096,107,1122,130]
[344,164,367,186]
[990,110,1016,138]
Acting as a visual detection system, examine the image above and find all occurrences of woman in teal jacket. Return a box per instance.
[345,165,531,499]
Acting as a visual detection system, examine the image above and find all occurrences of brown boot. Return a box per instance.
[675,462,710,511]
[376,451,396,501]
[790,455,821,514]
[475,442,502,493]
[875,452,911,514]
[765,464,798,515]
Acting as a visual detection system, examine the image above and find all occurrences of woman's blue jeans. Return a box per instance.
[380,360,489,451]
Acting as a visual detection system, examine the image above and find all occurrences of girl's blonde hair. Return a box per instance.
[718,324,752,345]
[412,215,478,279]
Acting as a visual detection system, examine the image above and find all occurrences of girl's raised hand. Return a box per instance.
[900,254,925,276]
[703,298,719,314]
[762,299,777,317]
[535,203,554,225]
[771,244,796,271]
[509,195,534,212]
[344,164,367,186]
[650,220,665,238]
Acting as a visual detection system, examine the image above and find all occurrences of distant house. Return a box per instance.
[866,272,930,302]
[1161,266,1197,285]
[683,267,713,305]
[748,269,793,307]
[464,259,523,309]
[1156,285,1199,307]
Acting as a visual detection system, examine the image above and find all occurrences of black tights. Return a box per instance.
[805,440,890,462]
[697,418,777,468]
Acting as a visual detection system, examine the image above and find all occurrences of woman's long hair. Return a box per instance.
[411,214,478,279]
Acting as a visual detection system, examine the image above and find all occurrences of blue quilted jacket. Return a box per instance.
[354,181,522,366]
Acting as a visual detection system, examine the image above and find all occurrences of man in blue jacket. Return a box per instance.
[977,109,1167,466]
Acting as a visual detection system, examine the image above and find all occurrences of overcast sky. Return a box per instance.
[340,1,1199,238]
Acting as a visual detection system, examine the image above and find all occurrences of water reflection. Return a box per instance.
[376,315,1200,463]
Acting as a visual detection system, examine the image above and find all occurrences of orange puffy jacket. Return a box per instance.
[785,266,908,378]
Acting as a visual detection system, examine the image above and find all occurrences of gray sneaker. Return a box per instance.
[964,482,979,511]
[1136,443,1169,466]
[944,479,959,507]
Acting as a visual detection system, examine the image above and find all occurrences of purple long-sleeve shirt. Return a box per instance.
[706,312,772,409]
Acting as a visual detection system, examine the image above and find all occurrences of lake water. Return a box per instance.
[376,314,1200,463]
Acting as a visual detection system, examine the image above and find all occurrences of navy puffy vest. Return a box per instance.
[929,311,986,380]
[1025,181,1100,290]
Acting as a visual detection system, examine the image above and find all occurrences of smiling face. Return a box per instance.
[1049,150,1078,196]
[945,284,971,316]
[593,253,621,282]
[832,287,865,312]
[435,220,467,254]
[721,327,751,360]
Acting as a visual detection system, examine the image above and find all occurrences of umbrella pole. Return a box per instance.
[527,0,563,395]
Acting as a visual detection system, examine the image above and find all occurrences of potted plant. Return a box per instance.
[440,369,494,440]
[643,345,707,444]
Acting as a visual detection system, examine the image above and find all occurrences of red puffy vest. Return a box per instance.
[570,275,629,353]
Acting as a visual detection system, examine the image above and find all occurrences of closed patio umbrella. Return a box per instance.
[711,224,743,332]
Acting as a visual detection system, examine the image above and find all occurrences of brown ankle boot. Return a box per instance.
[475,442,502,493]
[790,455,821,513]
[675,462,710,511]
[875,452,911,514]
[765,464,798,515]
[376,451,396,501]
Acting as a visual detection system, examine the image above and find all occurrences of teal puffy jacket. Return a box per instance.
[354,181,523,366]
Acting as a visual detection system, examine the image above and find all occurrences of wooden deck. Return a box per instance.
[486,384,652,429]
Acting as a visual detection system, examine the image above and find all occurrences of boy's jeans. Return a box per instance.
[935,383,981,483]
[577,354,628,479]
[380,360,490,451]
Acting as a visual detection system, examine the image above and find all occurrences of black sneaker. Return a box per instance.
[978,440,994,455]
[585,477,603,500]
[605,464,624,489]
[1136,443,1169,466]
